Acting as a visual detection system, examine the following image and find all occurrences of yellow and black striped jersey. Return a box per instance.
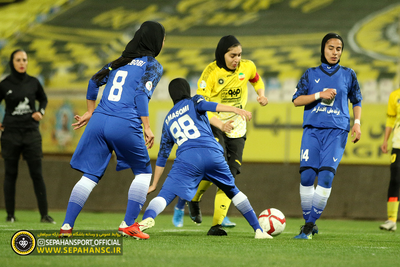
[196,59,264,138]
[386,88,400,148]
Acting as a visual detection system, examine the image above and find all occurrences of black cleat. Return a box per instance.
[41,215,56,224]
[187,201,202,224]
[6,215,16,222]
[300,223,318,235]
[207,225,227,236]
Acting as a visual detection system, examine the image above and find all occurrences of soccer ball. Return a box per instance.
[258,208,286,236]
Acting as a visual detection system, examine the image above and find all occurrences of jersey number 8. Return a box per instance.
[108,70,128,102]
[170,114,201,146]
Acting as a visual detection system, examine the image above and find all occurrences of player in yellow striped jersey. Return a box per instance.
[181,35,268,235]
[380,88,400,232]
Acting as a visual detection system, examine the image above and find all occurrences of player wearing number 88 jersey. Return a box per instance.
[137,78,272,239]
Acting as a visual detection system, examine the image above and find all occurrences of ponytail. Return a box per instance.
[92,57,133,83]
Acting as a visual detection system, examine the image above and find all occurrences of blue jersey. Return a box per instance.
[292,63,362,132]
[156,95,222,167]
[87,56,163,125]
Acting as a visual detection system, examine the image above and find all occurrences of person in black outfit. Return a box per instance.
[0,49,55,223]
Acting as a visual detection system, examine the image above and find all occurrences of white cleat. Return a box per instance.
[255,229,273,239]
[138,218,155,232]
[379,220,397,231]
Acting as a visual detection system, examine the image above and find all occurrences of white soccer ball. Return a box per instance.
[258,208,286,236]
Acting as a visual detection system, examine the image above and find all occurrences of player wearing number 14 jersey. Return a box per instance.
[292,33,362,239]
[60,21,165,239]
[136,78,272,239]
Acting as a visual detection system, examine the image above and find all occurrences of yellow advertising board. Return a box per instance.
[36,99,389,165]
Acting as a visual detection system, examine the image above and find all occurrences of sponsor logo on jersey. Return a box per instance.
[145,81,153,91]
[200,80,206,89]
[218,78,224,85]
[315,78,320,83]
[238,73,245,80]
[333,157,338,162]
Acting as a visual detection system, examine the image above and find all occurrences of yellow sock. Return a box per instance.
[191,180,213,202]
[387,198,399,222]
[212,189,232,226]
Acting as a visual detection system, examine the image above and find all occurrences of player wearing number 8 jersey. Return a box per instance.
[60,21,165,239]
[137,78,272,239]
[292,33,362,239]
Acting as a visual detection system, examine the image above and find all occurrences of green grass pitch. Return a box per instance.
[0,210,399,267]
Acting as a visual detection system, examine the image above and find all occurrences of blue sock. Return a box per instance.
[308,185,332,224]
[175,197,186,210]
[232,191,261,232]
[142,196,167,220]
[63,176,97,227]
[124,173,151,225]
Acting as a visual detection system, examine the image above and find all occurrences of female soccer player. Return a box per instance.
[59,21,165,240]
[292,33,362,239]
[134,78,272,239]
[177,35,268,235]
[379,88,400,232]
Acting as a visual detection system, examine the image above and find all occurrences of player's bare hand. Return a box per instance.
[72,112,92,130]
[320,88,337,100]
[257,95,268,106]
[0,122,4,131]
[381,142,389,154]
[221,120,234,133]
[235,108,252,121]
[351,123,361,143]
[147,184,157,194]
[32,111,43,121]
[144,127,154,149]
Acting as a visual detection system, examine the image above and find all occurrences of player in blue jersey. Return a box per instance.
[59,21,165,240]
[133,78,272,239]
[292,33,362,239]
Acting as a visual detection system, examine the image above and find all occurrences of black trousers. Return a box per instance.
[1,127,48,217]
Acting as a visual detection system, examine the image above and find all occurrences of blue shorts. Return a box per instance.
[299,127,348,173]
[70,113,151,178]
[160,147,239,202]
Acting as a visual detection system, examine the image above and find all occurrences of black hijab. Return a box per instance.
[215,35,241,72]
[169,78,191,105]
[122,21,165,59]
[9,49,27,82]
[320,33,344,66]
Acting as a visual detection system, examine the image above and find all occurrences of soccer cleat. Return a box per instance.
[255,229,273,239]
[300,223,318,235]
[172,207,184,227]
[118,221,128,234]
[221,216,236,227]
[379,220,397,231]
[207,224,227,236]
[187,201,202,224]
[138,217,155,232]
[6,215,16,222]
[122,222,150,240]
[59,223,73,238]
[294,222,314,239]
[41,215,56,224]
